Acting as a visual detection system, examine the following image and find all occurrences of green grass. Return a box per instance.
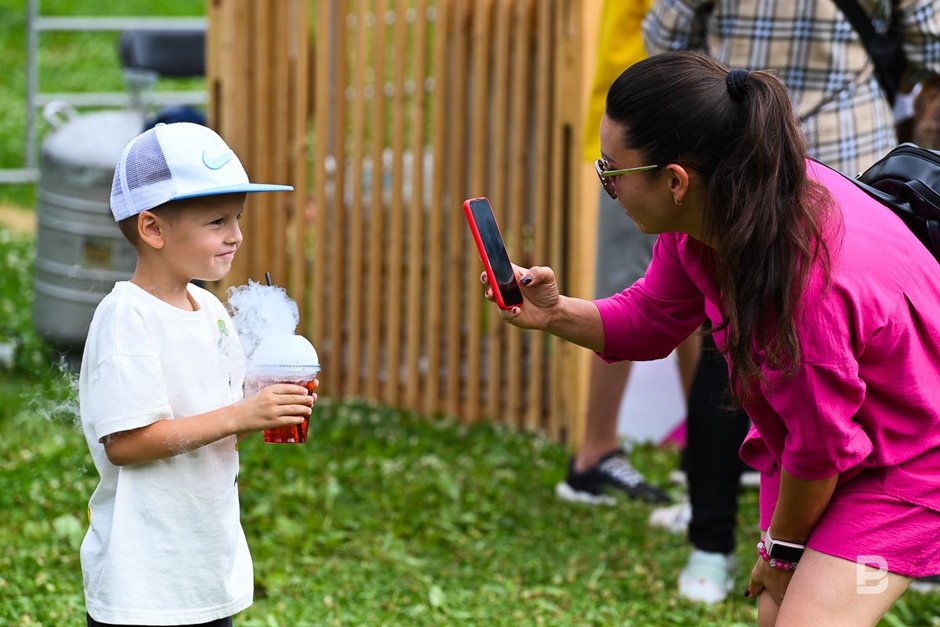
[2,366,939,626]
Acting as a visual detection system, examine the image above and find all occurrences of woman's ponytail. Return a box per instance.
[606,52,833,401]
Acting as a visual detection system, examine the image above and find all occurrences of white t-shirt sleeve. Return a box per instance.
[89,354,172,441]
[84,293,173,441]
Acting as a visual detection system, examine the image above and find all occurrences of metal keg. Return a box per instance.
[32,104,144,350]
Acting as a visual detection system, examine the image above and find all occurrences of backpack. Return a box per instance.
[849,143,940,263]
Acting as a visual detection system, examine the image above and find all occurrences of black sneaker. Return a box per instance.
[555,449,672,505]
[910,574,940,594]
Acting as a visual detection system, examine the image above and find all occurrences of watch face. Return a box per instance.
[769,542,804,563]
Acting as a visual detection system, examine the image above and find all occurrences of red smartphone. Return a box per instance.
[463,196,524,310]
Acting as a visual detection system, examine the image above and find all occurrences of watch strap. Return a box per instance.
[765,528,805,563]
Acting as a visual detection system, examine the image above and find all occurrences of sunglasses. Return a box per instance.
[594,159,659,199]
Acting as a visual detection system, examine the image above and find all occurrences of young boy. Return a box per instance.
[79,122,317,626]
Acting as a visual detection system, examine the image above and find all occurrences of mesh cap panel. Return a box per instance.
[111,130,176,220]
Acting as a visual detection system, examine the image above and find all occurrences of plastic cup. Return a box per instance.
[246,335,320,444]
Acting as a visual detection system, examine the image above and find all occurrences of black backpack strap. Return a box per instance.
[907,179,940,253]
[833,0,880,46]
[832,0,904,103]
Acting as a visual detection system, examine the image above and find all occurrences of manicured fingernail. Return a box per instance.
[520,275,533,286]
[743,588,750,598]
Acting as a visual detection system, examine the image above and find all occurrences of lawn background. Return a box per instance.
[0,1,937,625]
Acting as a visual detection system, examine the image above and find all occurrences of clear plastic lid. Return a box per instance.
[248,334,320,377]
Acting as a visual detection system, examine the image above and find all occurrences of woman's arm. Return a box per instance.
[746,467,839,604]
[769,467,839,543]
[490,235,706,358]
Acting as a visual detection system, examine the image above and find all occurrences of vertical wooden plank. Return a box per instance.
[547,0,571,442]
[329,0,350,390]
[484,0,512,423]
[366,0,389,399]
[345,0,371,397]
[312,0,334,350]
[212,0,253,288]
[527,0,553,433]
[206,0,221,130]
[270,1,291,288]
[424,0,450,416]
[248,1,273,284]
[444,0,471,419]
[462,0,493,422]
[505,0,532,428]
[404,0,429,407]
[568,0,602,452]
[384,0,410,404]
[289,0,310,332]
[552,0,585,443]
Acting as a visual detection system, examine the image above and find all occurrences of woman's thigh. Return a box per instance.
[774,549,910,626]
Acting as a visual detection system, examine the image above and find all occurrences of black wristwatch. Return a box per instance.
[765,528,805,563]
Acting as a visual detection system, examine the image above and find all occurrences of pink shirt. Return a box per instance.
[595,160,940,515]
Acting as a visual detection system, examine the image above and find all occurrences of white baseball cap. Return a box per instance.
[109,122,293,221]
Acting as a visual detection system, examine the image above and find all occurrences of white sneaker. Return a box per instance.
[678,550,735,604]
[648,499,691,535]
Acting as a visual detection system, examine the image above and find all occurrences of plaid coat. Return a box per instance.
[643,0,940,175]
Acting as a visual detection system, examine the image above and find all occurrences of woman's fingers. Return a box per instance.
[745,578,764,599]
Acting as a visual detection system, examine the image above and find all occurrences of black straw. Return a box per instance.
[264,272,272,287]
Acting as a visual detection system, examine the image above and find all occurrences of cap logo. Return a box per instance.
[202,148,234,170]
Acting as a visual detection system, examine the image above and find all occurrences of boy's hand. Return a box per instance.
[237,383,316,433]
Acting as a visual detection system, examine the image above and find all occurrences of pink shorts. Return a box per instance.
[760,471,940,578]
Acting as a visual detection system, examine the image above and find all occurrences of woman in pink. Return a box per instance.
[485,51,940,625]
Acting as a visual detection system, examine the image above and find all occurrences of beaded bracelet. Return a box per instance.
[756,539,797,571]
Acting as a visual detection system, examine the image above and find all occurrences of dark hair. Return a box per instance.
[606,51,832,401]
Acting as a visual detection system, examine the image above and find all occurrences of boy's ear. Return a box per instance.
[137,211,166,250]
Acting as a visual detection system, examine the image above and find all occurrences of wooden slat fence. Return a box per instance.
[209,0,597,444]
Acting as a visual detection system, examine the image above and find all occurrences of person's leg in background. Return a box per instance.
[676,332,752,604]
[556,190,693,505]
[674,334,700,401]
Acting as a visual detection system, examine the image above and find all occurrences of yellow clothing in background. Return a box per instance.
[582,0,654,162]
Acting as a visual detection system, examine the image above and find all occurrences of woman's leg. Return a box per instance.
[767,549,910,626]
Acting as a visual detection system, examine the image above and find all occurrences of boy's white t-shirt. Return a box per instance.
[79,281,252,625]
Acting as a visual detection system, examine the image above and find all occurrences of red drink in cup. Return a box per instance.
[245,335,320,444]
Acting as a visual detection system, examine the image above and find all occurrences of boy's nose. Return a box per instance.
[228,223,244,245]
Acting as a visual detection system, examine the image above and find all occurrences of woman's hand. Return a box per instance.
[481,263,607,352]
[746,555,795,607]
[482,264,561,331]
